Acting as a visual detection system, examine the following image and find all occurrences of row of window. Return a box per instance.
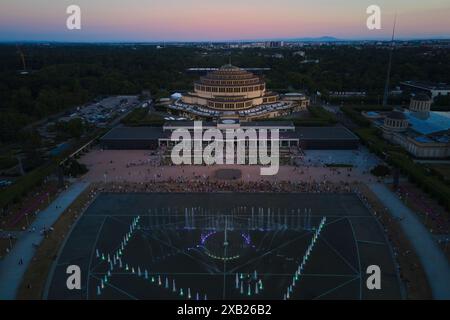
[207,101,253,109]
[410,101,431,112]
[203,96,278,110]
[263,97,278,103]
[195,85,265,93]
[202,79,259,86]
[385,119,407,128]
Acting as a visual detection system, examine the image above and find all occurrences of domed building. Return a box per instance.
[169,65,308,120]
[383,111,409,132]
[409,94,432,113]
[371,97,450,159]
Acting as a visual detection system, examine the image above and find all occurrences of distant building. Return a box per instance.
[364,95,450,158]
[329,91,367,98]
[293,51,306,57]
[282,93,310,111]
[266,41,284,48]
[99,121,359,151]
[271,53,284,59]
[400,81,450,100]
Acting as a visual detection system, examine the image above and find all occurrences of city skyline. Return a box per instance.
[0,0,450,42]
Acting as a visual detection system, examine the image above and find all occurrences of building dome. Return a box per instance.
[181,64,279,111]
[413,93,431,101]
[410,94,432,112]
[169,64,309,120]
[386,111,407,120]
[196,65,264,93]
[384,111,408,132]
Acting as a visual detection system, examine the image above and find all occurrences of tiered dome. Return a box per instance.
[198,65,263,86]
[193,65,266,100]
[184,65,278,111]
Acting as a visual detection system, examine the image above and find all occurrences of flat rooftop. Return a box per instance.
[163,121,295,129]
[100,125,358,142]
[295,127,359,140]
[101,127,166,141]
[404,111,450,135]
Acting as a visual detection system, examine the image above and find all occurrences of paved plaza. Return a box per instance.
[79,149,379,185]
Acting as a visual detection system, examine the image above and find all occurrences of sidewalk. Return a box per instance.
[368,182,450,300]
[0,181,90,300]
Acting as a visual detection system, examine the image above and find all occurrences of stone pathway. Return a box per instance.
[0,181,90,299]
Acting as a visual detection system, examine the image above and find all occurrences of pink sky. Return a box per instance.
[0,0,449,41]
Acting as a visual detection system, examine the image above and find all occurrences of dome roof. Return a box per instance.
[412,93,431,101]
[207,65,254,78]
[220,64,241,71]
[386,111,407,120]
[197,65,263,86]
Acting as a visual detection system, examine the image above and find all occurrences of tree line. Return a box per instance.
[1,44,449,143]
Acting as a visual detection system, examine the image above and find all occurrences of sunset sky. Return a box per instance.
[0,0,449,42]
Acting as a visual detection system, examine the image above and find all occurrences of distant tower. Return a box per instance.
[382,15,397,107]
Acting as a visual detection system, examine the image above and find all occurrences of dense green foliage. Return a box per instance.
[354,127,450,210]
[0,155,18,170]
[121,108,166,126]
[426,164,450,183]
[307,106,337,124]
[1,44,449,143]
[63,159,88,178]
[371,164,391,177]
[0,164,54,210]
[0,125,108,211]
[52,118,86,140]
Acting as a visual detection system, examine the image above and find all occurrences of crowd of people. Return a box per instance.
[126,154,161,168]
[91,178,360,195]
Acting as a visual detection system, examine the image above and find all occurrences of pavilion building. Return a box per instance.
[363,95,450,158]
[168,64,309,121]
